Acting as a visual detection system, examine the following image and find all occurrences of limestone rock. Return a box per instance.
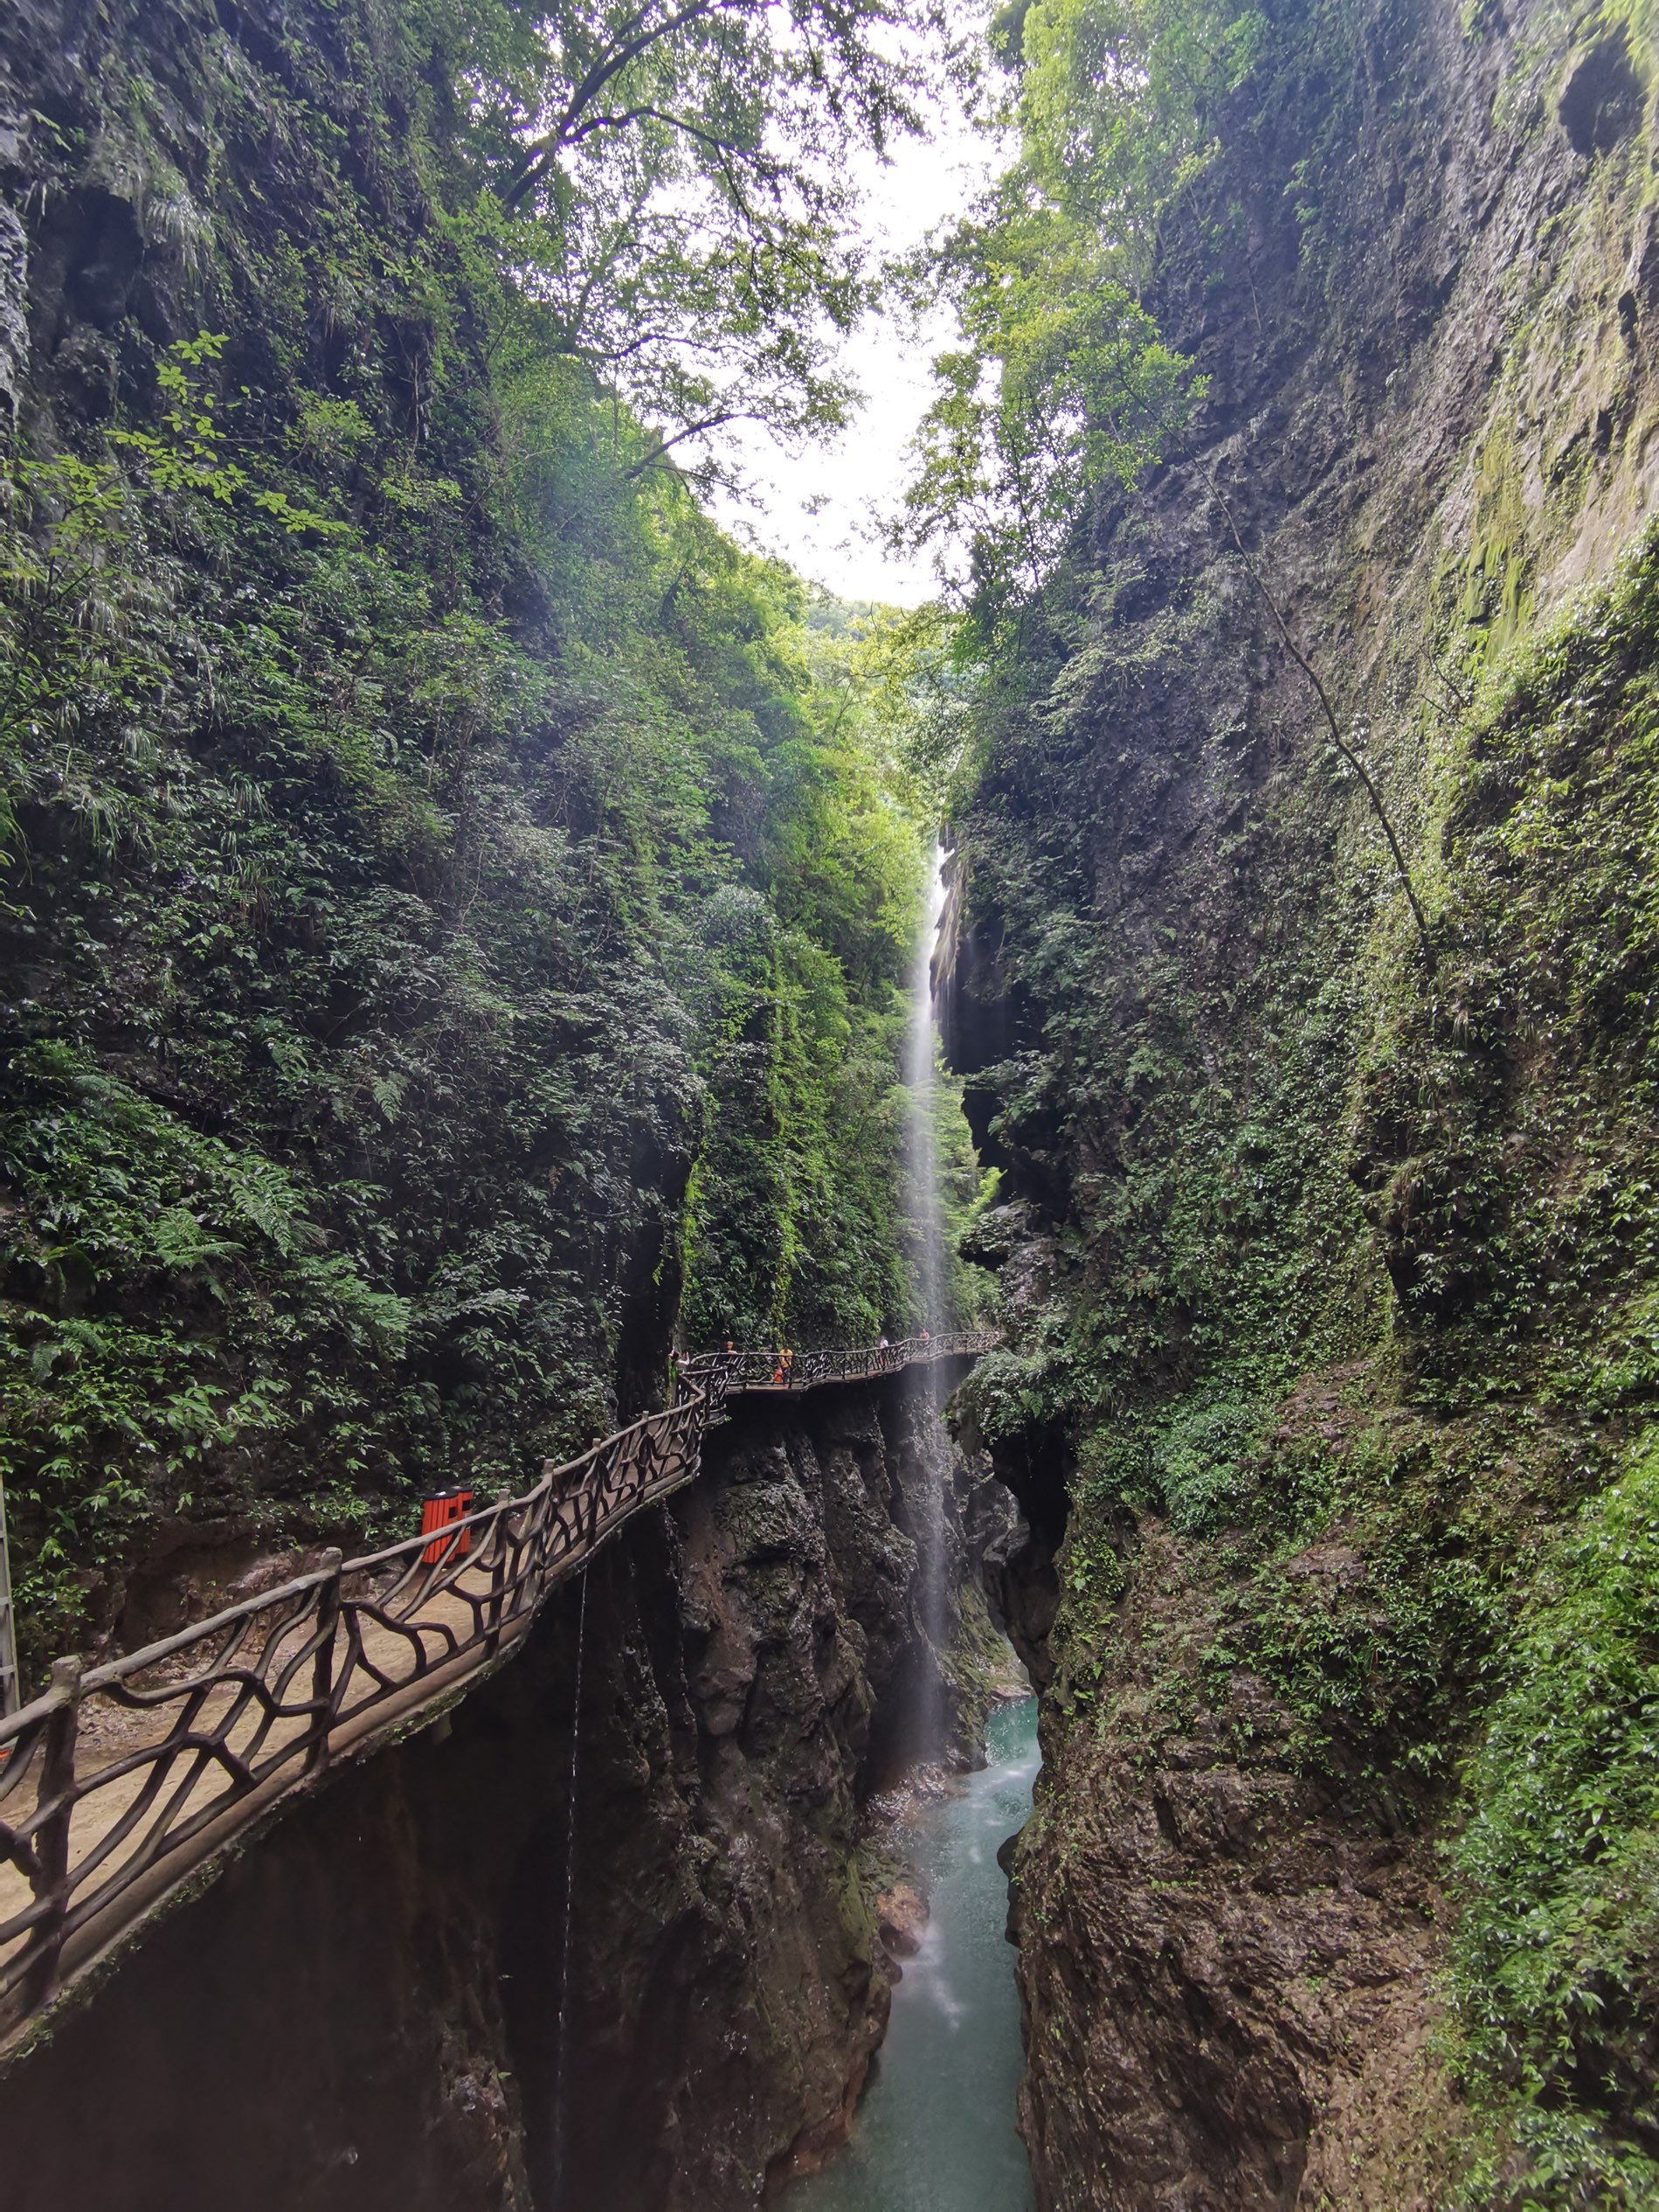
[875,1882,930,1958]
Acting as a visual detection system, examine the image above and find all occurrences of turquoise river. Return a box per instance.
[789,1694,1040,2212]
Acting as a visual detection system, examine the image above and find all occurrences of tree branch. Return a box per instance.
[502,0,743,210]
[562,104,767,169]
[1199,465,1438,978]
[621,409,755,477]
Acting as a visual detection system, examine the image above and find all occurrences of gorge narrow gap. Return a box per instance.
[778,851,1039,2209]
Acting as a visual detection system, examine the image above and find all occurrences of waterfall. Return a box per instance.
[904,841,949,1337]
[904,842,950,1759]
[550,1566,590,2206]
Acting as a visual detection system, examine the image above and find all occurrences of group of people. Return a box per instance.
[674,1327,934,1388]
[672,1338,796,1385]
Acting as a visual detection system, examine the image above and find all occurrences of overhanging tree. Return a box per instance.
[446,0,957,492]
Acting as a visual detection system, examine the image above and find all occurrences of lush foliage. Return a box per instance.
[0,0,939,1668]
[900,0,1264,619]
[1450,1432,1659,2206]
[446,0,949,488]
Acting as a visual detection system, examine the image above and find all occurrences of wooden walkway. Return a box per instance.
[0,1331,994,2056]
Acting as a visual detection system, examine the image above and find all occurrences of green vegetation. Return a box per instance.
[919,0,1659,2195]
[899,0,1263,619]
[1450,1433,1659,2207]
[452,0,941,487]
[0,0,956,1668]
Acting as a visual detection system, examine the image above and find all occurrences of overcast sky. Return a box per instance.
[708,110,996,608]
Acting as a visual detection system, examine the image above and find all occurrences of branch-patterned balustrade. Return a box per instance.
[0,1330,995,2050]
[680,1328,996,1398]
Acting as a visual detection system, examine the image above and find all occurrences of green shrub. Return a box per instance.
[1449,1431,1659,2203]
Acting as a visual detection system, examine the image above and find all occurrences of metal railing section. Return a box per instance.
[678,1330,997,1401]
[0,1329,995,2046]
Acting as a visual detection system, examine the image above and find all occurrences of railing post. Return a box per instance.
[485,1490,512,1654]
[307,1550,343,1775]
[26,1655,82,2009]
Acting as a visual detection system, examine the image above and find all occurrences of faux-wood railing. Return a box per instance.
[0,1330,995,2051]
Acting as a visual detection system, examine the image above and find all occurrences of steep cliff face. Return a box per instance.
[0,0,701,1665]
[0,0,931,1685]
[0,1370,999,2209]
[944,0,1659,2201]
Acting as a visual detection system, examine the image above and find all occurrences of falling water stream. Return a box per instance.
[785,1696,1040,2212]
[903,843,951,1752]
[904,840,949,1338]
[781,850,1038,2212]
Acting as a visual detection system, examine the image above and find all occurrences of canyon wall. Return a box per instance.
[0,0,1014,2196]
[0,0,930,1692]
[0,1372,1002,2211]
[944,0,1659,2202]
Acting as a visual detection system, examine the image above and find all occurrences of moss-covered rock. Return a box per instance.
[941,0,1659,2198]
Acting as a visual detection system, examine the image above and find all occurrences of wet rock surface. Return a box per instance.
[874,1882,930,1959]
[1008,1531,1461,2212]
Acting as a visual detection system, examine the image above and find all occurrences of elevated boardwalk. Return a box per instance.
[0,1331,995,2057]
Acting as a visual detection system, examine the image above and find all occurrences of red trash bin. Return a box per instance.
[421,1486,474,1565]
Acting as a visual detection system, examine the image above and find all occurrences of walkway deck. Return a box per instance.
[0,1331,994,2057]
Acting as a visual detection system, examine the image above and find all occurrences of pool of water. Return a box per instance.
[788,1695,1040,2212]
